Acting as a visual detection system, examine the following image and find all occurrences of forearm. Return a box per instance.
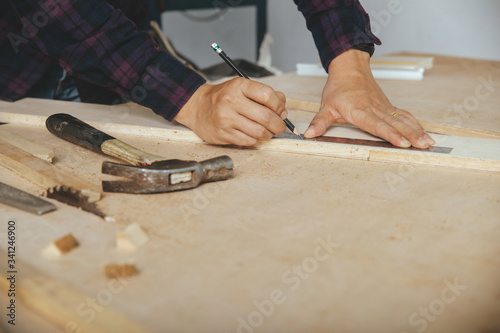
[8,0,205,120]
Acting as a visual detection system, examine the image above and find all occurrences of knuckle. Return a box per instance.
[372,121,387,137]
[344,109,361,124]
[260,86,274,102]
[221,94,236,105]
[261,110,274,123]
[214,110,231,124]
[276,91,286,102]
[232,77,245,86]
[350,108,366,119]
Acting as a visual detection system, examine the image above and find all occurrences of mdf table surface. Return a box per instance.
[0,54,499,333]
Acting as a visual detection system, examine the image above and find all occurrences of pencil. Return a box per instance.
[211,43,303,139]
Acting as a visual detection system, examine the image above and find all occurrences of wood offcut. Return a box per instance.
[103,264,138,279]
[116,223,149,252]
[42,233,79,258]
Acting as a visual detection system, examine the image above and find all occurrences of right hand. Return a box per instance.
[174,78,287,146]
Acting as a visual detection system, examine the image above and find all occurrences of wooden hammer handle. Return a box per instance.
[46,113,163,166]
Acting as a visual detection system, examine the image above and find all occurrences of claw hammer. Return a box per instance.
[46,114,234,194]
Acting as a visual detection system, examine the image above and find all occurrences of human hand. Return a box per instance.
[304,49,435,148]
[175,78,287,146]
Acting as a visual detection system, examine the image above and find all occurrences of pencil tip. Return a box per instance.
[292,128,303,139]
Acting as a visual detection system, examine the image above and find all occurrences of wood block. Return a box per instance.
[103,264,138,279]
[42,233,79,258]
[116,223,149,252]
[0,127,55,162]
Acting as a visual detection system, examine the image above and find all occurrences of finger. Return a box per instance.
[381,108,435,148]
[382,108,424,133]
[232,114,275,141]
[209,125,259,146]
[222,128,259,146]
[379,109,424,146]
[241,80,287,117]
[236,101,286,135]
[304,107,337,138]
[276,91,286,104]
[395,109,425,131]
[276,91,288,120]
[396,110,436,147]
[353,109,414,148]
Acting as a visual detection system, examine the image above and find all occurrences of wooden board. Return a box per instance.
[1,98,499,173]
[0,122,498,333]
[0,55,499,332]
[0,127,54,162]
[0,139,101,203]
[0,250,154,333]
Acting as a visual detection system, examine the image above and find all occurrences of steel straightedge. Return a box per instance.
[274,133,453,154]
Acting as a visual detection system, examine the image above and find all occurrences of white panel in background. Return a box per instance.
[161,7,256,69]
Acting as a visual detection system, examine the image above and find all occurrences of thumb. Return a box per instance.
[304,108,336,138]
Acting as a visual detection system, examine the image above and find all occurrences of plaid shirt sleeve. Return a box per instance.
[8,0,206,121]
[294,0,382,71]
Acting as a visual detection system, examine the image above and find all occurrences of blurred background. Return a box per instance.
[158,0,500,72]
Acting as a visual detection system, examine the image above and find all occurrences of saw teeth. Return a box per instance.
[45,186,106,218]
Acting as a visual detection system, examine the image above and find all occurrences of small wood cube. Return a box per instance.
[42,233,79,258]
[116,223,149,252]
[103,264,138,279]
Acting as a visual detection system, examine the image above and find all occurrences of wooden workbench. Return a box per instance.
[0,55,499,333]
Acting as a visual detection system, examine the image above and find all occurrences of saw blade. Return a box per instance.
[275,133,453,154]
[46,186,106,218]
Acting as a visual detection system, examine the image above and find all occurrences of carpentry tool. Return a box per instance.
[45,114,234,194]
[275,132,453,154]
[0,140,104,217]
[211,43,303,139]
[0,181,56,215]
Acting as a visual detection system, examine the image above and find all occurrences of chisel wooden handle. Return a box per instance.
[46,113,163,166]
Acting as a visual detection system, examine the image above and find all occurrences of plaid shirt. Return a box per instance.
[1,0,380,121]
[294,0,381,70]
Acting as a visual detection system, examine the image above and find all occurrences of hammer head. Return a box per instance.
[101,155,234,194]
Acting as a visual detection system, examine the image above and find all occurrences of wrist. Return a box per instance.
[175,83,209,128]
[327,48,372,77]
[350,43,375,57]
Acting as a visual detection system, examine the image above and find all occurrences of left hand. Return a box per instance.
[303,49,435,148]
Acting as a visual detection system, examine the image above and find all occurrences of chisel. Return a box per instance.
[0,182,56,215]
